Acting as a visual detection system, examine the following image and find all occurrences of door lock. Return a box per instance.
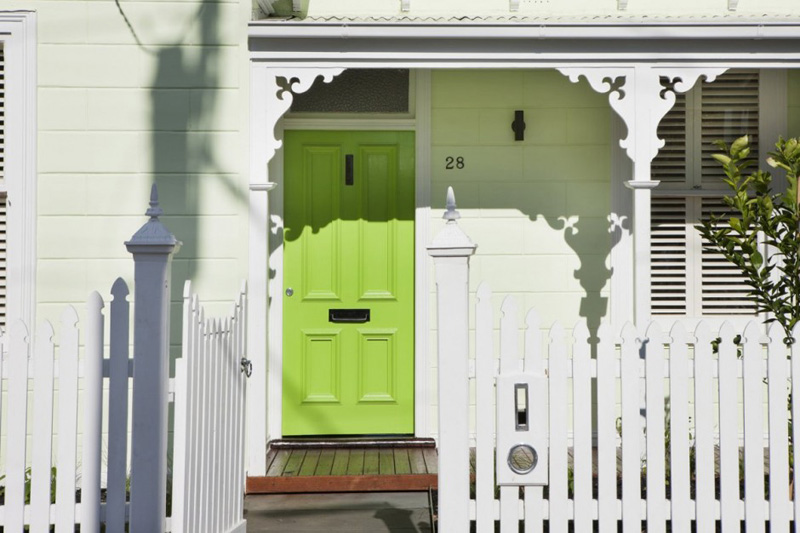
[285,288,294,297]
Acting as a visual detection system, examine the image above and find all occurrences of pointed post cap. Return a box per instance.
[428,187,476,258]
[125,184,182,254]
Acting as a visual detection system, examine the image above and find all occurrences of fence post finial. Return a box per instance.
[444,186,460,221]
[146,183,164,220]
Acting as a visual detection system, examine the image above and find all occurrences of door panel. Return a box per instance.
[283,131,415,436]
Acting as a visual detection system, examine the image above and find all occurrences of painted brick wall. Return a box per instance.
[7,0,251,352]
[427,69,612,436]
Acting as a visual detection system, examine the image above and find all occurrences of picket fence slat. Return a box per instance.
[572,321,592,533]
[717,322,739,533]
[595,323,616,533]
[523,308,544,533]
[668,322,690,533]
[645,322,666,533]
[82,292,105,533]
[107,279,130,533]
[30,321,55,533]
[620,322,641,533]
[548,322,568,533]
[766,323,790,530]
[792,322,800,525]
[693,321,715,532]
[475,284,494,533]
[6,320,31,531]
[742,321,765,529]
[56,306,80,532]
[499,297,520,533]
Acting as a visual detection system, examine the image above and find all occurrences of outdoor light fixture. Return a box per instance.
[512,110,526,141]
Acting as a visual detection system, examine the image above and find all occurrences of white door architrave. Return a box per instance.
[246,20,800,475]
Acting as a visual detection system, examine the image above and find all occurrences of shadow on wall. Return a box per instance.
[114,0,249,328]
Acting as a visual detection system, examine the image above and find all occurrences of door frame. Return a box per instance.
[265,70,433,441]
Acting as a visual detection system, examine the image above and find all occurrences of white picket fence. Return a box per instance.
[0,279,133,532]
[463,283,799,532]
[171,280,248,533]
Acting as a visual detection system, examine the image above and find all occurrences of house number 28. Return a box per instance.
[445,156,465,170]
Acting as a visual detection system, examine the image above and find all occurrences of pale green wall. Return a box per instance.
[427,69,612,435]
[10,0,251,352]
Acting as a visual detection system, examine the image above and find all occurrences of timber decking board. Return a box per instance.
[298,449,321,476]
[248,445,439,494]
[363,449,380,475]
[409,449,427,474]
[331,449,349,476]
[315,449,336,476]
[283,450,305,477]
[346,449,365,476]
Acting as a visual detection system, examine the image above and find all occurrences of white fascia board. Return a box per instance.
[249,21,800,41]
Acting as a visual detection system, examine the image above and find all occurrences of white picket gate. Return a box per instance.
[0,279,133,532]
[449,283,800,532]
[171,280,248,533]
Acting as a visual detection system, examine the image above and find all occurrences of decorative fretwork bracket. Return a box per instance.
[263,68,345,167]
[557,66,727,181]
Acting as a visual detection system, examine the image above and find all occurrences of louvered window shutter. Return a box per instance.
[650,70,759,317]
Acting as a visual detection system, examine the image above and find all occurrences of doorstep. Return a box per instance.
[246,438,439,494]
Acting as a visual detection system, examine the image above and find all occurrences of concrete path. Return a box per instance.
[244,491,433,532]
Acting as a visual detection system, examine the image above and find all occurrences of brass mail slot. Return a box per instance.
[329,309,370,323]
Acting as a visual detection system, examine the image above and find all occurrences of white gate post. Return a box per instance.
[427,187,476,533]
[126,184,181,533]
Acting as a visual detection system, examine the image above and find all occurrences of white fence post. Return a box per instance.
[427,187,476,533]
[126,184,181,533]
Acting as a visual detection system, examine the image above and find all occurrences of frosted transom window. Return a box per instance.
[289,69,410,114]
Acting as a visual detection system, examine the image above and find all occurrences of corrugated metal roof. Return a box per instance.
[259,13,800,23]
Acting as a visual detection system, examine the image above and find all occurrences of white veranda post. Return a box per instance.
[427,187,476,533]
[247,66,344,474]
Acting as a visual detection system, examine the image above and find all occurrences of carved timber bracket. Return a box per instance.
[264,68,345,165]
[557,66,727,178]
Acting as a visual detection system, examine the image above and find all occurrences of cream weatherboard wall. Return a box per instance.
[427,69,612,437]
[6,0,253,353]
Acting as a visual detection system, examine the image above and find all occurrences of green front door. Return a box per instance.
[282,131,415,436]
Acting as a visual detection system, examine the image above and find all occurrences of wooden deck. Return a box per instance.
[247,444,439,494]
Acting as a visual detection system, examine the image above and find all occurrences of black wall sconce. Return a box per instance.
[512,110,526,141]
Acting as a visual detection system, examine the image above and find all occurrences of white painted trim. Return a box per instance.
[247,64,270,476]
[249,21,800,41]
[283,118,416,130]
[0,12,37,329]
[414,69,432,439]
